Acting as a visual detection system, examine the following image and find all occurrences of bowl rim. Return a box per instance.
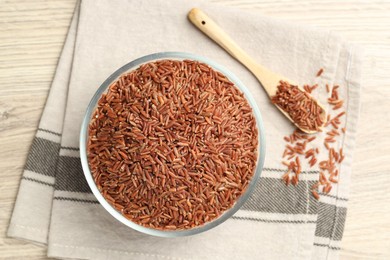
[80,52,266,237]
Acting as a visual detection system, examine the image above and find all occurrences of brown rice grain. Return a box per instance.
[316,68,324,77]
[312,190,320,200]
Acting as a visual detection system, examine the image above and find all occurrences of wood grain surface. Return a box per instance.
[1,0,389,259]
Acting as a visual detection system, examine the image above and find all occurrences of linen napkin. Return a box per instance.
[8,0,362,259]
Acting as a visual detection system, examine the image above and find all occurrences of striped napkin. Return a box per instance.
[8,0,362,259]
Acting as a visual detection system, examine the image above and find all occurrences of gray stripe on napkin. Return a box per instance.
[313,243,341,250]
[263,167,319,175]
[51,195,319,224]
[61,146,80,151]
[54,196,99,204]
[22,176,55,187]
[320,193,348,202]
[231,216,317,224]
[55,156,91,193]
[38,128,62,136]
[315,202,347,240]
[242,178,318,214]
[53,155,319,216]
[25,137,61,177]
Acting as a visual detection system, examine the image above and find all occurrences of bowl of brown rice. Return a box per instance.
[80,52,265,237]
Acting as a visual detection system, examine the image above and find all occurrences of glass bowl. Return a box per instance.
[80,52,266,237]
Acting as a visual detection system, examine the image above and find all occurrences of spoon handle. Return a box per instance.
[188,8,281,96]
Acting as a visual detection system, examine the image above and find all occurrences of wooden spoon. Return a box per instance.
[188,8,326,134]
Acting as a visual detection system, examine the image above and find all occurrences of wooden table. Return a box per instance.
[1,0,389,259]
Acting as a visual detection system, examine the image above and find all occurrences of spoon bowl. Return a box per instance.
[188,8,327,134]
